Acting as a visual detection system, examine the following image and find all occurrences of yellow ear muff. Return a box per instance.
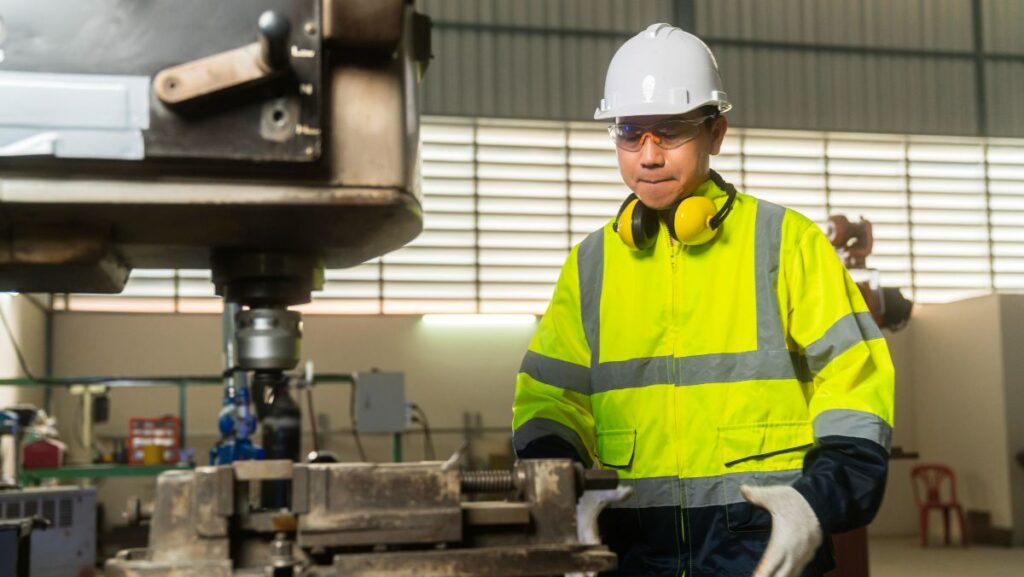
[670,195,719,245]
[615,197,658,250]
[616,198,638,249]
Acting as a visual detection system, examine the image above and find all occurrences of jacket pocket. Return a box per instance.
[718,421,813,532]
[596,428,636,468]
[718,421,813,469]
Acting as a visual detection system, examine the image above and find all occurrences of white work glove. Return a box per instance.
[566,485,633,577]
[740,485,823,577]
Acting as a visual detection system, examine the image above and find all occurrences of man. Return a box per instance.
[512,23,894,577]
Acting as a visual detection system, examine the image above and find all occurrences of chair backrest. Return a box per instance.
[911,464,959,506]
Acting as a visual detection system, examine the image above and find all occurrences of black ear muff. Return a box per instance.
[614,194,659,250]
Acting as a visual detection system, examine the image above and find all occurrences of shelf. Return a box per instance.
[19,463,192,484]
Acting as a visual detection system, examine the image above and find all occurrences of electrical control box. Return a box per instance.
[354,372,406,434]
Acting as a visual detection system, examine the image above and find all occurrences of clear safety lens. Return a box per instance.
[608,117,711,152]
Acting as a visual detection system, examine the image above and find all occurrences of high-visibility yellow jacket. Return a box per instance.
[512,174,895,577]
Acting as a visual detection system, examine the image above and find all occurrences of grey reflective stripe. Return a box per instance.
[609,469,803,509]
[591,356,674,393]
[805,312,884,377]
[755,200,789,353]
[687,468,803,508]
[791,351,813,383]
[814,409,892,451]
[608,475,680,508]
[519,350,591,394]
[592,350,801,392]
[513,417,593,467]
[578,230,604,368]
[676,349,798,385]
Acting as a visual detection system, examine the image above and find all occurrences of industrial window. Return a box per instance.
[53,117,1024,314]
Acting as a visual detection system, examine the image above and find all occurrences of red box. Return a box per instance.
[22,438,66,469]
[128,416,180,465]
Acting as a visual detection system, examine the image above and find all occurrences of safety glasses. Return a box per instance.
[608,116,713,152]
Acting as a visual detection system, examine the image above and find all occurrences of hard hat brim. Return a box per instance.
[594,99,731,121]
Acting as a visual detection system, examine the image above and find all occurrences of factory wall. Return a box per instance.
[867,326,918,538]
[907,295,1011,533]
[1000,295,1024,545]
[0,294,47,408]
[904,293,1024,545]
[420,0,1024,137]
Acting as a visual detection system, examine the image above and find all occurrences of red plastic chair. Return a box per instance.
[910,464,968,547]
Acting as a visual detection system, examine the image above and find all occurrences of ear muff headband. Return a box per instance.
[707,169,737,230]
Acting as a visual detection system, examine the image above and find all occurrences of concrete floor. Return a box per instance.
[870,537,1024,577]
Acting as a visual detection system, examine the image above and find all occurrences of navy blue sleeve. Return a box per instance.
[514,435,587,463]
[791,435,890,533]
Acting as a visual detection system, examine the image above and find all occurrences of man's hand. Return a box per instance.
[741,485,823,577]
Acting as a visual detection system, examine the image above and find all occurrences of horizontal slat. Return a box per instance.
[913,241,989,257]
[907,144,985,163]
[827,140,905,160]
[478,214,569,231]
[384,283,476,299]
[383,265,476,282]
[478,180,567,198]
[827,158,905,176]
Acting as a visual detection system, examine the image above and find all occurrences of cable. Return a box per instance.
[305,384,319,454]
[410,414,436,460]
[0,301,38,381]
[348,383,367,461]
[410,403,436,460]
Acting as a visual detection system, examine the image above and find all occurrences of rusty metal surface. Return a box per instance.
[515,460,579,546]
[0,1,427,290]
[233,459,294,481]
[194,467,229,538]
[105,554,232,577]
[0,0,322,163]
[0,251,129,293]
[580,467,619,492]
[0,181,423,272]
[0,224,129,292]
[238,510,298,533]
[461,502,530,526]
[326,544,617,577]
[291,464,310,514]
[154,43,273,106]
[328,61,419,190]
[299,462,462,547]
[109,460,619,576]
[147,470,229,563]
[322,0,404,49]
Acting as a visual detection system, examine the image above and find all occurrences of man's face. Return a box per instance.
[615,111,728,210]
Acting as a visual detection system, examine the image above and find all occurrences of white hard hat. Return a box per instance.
[594,23,732,120]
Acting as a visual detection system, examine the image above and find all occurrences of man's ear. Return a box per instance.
[708,115,728,155]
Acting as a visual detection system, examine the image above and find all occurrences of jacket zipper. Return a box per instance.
[665,225,687,564]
